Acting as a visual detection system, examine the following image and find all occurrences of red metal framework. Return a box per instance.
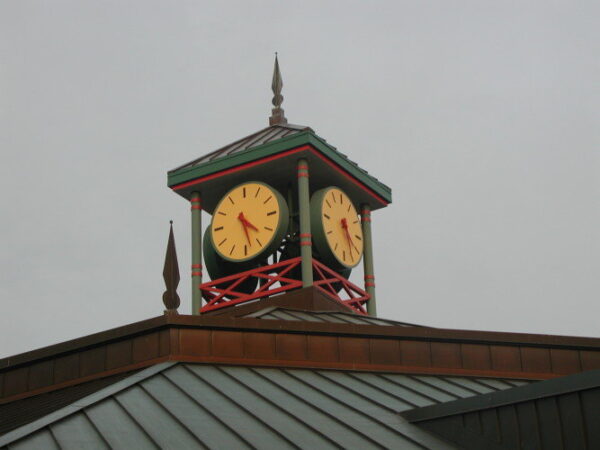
[200,257,370,314]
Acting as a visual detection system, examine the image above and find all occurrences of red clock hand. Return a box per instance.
[238,212,252,246]
[242,216,259,232]
[341,218,359,256]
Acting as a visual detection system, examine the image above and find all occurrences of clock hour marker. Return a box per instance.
[218,211,227,216]
[355,234,362,240]
[255,187,261,197]
[214,226,223,231]
[267,211,276,216]
[334,243,338,251]
[263,195,272,204]
[342,250,346,261]
[353,220,358,224]
[326,230,332,235]
[244,245,248,256]
[229,245,235,255]
[264,226,273,231]
[340,193,343,204]
[347,204,351,212]
[243,187,246,198]
[324,214,330,220]
[331,192,336,203]
[218,238,227,247]
[256,238,262,247]
[228,196,235,205]
[325,199,331,208]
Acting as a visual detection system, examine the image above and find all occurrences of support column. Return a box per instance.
[297,159,313,287]
[190,192,202,315]
[361,204,377,316]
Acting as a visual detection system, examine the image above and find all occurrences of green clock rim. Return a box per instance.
[310,186,361,269]
[210,181,289,263]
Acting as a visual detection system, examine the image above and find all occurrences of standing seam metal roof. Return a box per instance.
[243,306,425,327]
[0,363,531,449]
[170,123,310,172]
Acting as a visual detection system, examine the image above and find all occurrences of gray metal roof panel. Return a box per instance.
[1,363,532,449]
[171,123,311,172]
[245,306,424,327]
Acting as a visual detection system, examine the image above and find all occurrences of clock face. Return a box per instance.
[310,187,364,268]
[210,182,289,262]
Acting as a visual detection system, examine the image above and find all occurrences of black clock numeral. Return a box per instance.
[263,195,272,204]
[218,211,227,216]
[325,199,331,208]
[347,204,351,212]
[324,214,330,220]
[326,230,332,235]
[256,238,262,247]
[218,238,227,247]
[334,243,338,251]
[355,234,362,240]
[244,245,248,256]
[228,196,235,205]
[331,192,336,203]
[214,226,223,231]
[353,220,358,224]
[267,211,276,216]
[342,250,346,261]
[255,187,261,198]
[243,187,246,198]
[264,226,274,231]
[340,193,343,204]
[229,245,236,255]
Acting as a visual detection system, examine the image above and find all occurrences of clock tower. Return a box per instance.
[168,56,391,315]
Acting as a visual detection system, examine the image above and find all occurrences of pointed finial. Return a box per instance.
[162,221,180,314]
[269,53,288,126]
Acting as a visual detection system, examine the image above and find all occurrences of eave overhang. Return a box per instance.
[167,131,392,213]
[2,293,600,406]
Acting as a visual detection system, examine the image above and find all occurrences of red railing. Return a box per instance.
[199,257,369,315]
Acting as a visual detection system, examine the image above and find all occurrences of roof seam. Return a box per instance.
[137,383,208,449]
[157,371,254,449]
[247,367,382,448]
[282,369,420,446]
[181,365,301,449]
[215,366,342,449]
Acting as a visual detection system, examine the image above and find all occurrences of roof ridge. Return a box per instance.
[0,362,177,447]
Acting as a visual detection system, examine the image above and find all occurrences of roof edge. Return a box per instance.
[0,362,176,447]
[402,368,600,423]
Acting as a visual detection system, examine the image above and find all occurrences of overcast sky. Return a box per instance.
[1,1,598,358]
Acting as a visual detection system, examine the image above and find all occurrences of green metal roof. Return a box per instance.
[402,369,600,450]
[168,124,392,208]
[1,363,530,449]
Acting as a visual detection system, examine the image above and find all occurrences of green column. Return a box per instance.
[361,204,377,316]
[297,159,313,287]
[190,192,202,315]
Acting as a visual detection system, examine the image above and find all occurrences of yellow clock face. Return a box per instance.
[210,182,288,262]
[311,187,363,268]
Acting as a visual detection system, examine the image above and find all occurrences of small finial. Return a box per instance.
[162,221,180,314]
[269,53,288,126]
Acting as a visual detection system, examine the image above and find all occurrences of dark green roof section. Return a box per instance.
[168,128,392,204]
[402,369,600,450]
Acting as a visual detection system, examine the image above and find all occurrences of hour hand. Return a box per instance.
[238,212,252,245]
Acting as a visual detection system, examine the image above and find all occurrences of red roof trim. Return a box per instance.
[171,145,389,206]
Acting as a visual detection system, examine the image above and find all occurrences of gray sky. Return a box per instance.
[1,1,598,358]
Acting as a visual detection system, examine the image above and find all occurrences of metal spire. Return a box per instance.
[269,53,288,126]
[162,221,180,313]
